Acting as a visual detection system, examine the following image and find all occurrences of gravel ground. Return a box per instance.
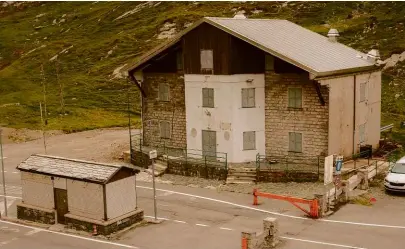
[137,172,324,199]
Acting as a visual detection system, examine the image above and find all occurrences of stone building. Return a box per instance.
[127,15,382,165]
[16,154,143,235]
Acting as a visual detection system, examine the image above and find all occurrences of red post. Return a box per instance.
[241,237,248,249]
[253,188,258,205]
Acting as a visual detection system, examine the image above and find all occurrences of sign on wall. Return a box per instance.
[149,150,157,159]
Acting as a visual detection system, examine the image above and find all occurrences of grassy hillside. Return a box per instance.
[1,1,405,138]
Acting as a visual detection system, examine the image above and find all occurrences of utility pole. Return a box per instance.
[40,102,47,154]
[56,59,65,115]
[0,127,7,217]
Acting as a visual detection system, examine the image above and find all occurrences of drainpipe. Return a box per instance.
[352,75,356,155]
[128,72,146,144]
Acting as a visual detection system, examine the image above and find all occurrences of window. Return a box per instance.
[160,121,171,139]
[265,54,274,71]
[289,132,302,152]
[158,83,169,101]
[242,88,255,108]
[200,49,213,72]
[359,124,365,143]
[288,88,302,108]
[176,50,183,71]
[360,83,366,102]
[202,88,214,108]
[243,131,256,150]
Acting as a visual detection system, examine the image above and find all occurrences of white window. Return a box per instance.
[243,131,256,150]
[359,124,366,143]
[200,49,213,71]
[288,88,302,108]
[202,88,214,108]
[160,121,171,139]
[360,82,366,102]
[242,88,255,108]
[158,83,169,101]
[289,132,302,152]
[265,54,274,71]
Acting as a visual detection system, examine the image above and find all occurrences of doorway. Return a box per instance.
[202,130,217,159]
[54,188,68,224]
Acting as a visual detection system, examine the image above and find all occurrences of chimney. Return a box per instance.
[327,28,339,42]
[366,49,380,63]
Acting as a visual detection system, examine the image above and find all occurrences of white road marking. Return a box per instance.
[24,229,41,236]
[195,223,208,227]
[173,220,187,224]
[0,157,7,159]
[0,194,21,199]
[0,199,15,216]
[12,172,19,174]
[144,215,169,221]
[219,227,233,231]
[0,220,139,249]
[281,236,367,249]
[137,185,405,230]
[0,226,19,233]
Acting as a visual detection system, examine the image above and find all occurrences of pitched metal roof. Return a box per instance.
[17,154,125,184]
[128,17,378,77]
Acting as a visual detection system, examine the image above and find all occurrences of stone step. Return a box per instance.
[226,177,255,184]
[229,168,257,172]
[227,172,257,177]
[227,175,256,181]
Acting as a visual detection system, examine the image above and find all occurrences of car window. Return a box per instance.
[391,163,405,174]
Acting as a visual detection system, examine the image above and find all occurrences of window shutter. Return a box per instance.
[295,88,302,108]
[202,88,214,108]
[242,89,248,107]
[295,133,302,152]
[288,89,295,107]
[289,132,295,151]
[201,50,213,70]
[243,131,256,150]
[248,88,255,107]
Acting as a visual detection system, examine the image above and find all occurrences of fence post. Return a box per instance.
[225,153,228,171]
[317,156,320,179]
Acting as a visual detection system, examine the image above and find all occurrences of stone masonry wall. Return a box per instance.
[142,73,187,149]
[265,72,329,160]
[17,204,55,225]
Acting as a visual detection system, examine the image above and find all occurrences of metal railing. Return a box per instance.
[380,123,394,132]
[130,134,228,170]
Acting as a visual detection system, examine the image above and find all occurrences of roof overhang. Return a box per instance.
[127,17,379,78]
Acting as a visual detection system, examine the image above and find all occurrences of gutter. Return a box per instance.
[353,75,357,155]
[314,65,382,80]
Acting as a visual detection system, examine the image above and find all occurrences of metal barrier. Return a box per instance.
[253,189,319,218]
[380,123,394,132]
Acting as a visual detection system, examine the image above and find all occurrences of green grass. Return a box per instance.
[1,2,405,137]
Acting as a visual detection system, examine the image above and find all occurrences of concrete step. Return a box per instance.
[227,172,257,177]
[226,176,256,184]
[229,168,257,173]
[146,162,167,177]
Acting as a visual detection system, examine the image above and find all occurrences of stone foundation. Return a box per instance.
[167,159,227,180]
[131,150,152,168]
[17,203,55,225]
[257,171,319,182]
[65,209,144,235]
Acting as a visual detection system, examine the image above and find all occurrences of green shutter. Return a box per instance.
[202,88,214,107]
[289,132,295,151]
[288,89,295,107]
[295,88,302,108]
[295,133,302,152]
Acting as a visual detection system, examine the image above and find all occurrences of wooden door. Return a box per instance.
[202,130,216,158]
[54,188,68,224]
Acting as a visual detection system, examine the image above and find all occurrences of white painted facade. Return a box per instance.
[106,176,137,219]
[319,71,381,157]
[185,74,266,163]
[21,172,54,209]
[67,180,104,220]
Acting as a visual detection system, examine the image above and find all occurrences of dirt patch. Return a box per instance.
[1,127,63,144]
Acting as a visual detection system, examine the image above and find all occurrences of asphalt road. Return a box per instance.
[1,129,405,249]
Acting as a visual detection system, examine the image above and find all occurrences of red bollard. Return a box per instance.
[241,237,248,249]
[253,188,258,205]
[92,224,98,236]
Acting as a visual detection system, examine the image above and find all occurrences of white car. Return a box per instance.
[384,156,405,193]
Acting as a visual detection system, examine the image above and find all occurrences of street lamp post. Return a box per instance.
[0,127,7,217]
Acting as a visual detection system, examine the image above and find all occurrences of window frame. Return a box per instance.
[243,131,256,151]
[158,83,170,102]
[288,87,303,109]
[241,88,256,108]
[288,132,303,153]
[200,49,214,73]
[202,88,215,108]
